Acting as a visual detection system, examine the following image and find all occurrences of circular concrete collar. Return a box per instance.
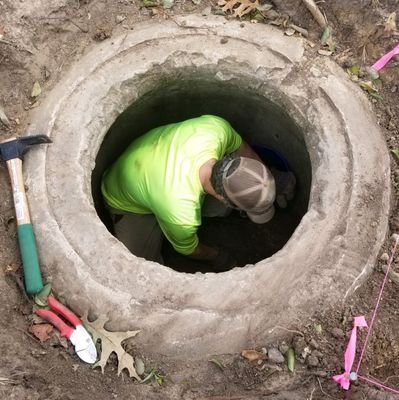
[26,15,390,357]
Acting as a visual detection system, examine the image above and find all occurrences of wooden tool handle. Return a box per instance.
[6,158,44,295]
[6,158,31,225]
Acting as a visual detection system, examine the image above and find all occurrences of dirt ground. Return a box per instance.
[1,0,399,399]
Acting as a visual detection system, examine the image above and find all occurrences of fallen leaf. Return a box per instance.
[4,263,18,274]
[140,368,165,385]
[359,81,381,98]
[82,313,141,380]
[314,324,323,334]
[284,28,295,36]
[257,3,273,12]
[320,26,336,52]
[31,81,42,98]
[0,106,10,128]
[287,348,295,372]
[209,358,225,370]
[392,148,399,160]
[366,66,379,81]
[162,0,174,8]
[135,357,145,376]
[384,12,397,37]
[320,26,331,45]
[349,64,360,76]
[318,49,332,56]
[143,0,158,6]
[382,264,399,285]
[221,0,260,18]
[30,323,53,342]
[240,349,268,361]
[251,11,264,23]
[34,283,52,307]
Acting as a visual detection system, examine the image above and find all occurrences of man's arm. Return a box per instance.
[188,242,237,271]
[233,140,262,162]
[187,242,219,261]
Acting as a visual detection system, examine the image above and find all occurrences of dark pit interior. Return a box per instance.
[92,78,312,273]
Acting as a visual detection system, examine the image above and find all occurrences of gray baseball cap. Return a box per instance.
[222,157,276,224]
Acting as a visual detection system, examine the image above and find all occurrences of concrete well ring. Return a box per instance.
[26,15,390,357]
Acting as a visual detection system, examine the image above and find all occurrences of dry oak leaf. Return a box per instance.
[384,12,397,37]
[241,349,268,362]
[218,0,260,18]
[30,323,54,342]
[82,313,141,380]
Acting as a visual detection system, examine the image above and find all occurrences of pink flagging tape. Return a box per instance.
[333,235,399,393]
[333,316,368,390]
[372,43,399,71]
[358,375,399,395]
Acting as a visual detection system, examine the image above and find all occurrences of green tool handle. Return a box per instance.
[17,224,44,294]
[6,158,44,295]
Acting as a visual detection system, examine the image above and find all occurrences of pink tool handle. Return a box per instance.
[47,295,82,327]
[372,43,399,71]
[35,309,74,339]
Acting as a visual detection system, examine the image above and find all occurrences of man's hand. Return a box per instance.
[209,248,237,272]
[270,168,296,208]
[188,243,237,271]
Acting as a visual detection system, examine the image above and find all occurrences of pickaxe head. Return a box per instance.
[0,135,52,161]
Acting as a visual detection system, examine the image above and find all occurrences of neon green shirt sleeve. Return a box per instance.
[158,221,199,255]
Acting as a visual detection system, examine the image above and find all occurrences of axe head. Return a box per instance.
[0,135,52,161]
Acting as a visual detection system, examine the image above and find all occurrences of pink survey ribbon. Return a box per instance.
[372,43,399,71]
[333,316,368,390]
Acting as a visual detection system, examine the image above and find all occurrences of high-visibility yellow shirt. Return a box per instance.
[101,115,242,255]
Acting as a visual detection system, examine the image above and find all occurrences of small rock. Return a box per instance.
[331,327,345,339]
[115,15,126,23]
[391,233,399,241]
[391,85,398,93]
[279,342,289,355]
[267,348,285,364]
[318,49,332,56]
[151,8,158,15]
[313,350,323,359]
[313,370,328,377]
[220,37,228,44]
[292,336,307,358]
[380,252,390,261]
[307,355,319,367]
[388,120,396,131]
[201,6,211,16]
[309,338,319,349]
[0,106,10,128]
[370,221,377,227]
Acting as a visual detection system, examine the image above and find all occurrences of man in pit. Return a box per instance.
[101,115,295,271]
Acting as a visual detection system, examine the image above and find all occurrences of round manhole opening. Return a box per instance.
[92,77,312,273]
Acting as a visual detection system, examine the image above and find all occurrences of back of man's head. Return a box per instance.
[211,156,276,223]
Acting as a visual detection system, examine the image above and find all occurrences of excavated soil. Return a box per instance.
[0,0,398,399]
